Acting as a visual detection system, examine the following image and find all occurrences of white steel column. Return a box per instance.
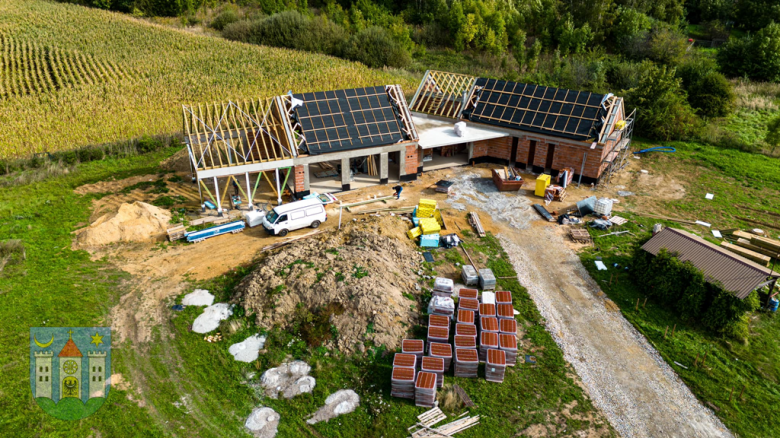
[275,168,282,205]
[213,176,222,215]
[245,172,252,210]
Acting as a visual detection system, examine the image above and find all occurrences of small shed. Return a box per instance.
[641,228,779,299]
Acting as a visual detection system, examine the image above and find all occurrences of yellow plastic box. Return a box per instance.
[534,174,551,197]
[407,227,422,239]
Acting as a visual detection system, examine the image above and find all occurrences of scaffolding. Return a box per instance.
[598,108,636,187]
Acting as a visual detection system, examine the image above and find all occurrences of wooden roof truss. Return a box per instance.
[409,70,477,119]
[182,98,296,172]
[386,84,418,141]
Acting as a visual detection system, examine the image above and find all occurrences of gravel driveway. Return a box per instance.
[447,172,732,438]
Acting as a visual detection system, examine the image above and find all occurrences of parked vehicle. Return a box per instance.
[186,220,245,243]
[262,198,327,236]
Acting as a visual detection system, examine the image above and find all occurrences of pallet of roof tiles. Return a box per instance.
[500,333,518,366]
[394,353,418,370]
[428,296,455,318]
[391,366,416,399]
[419,218,442,235]
[495,291,512,305]
[485,349,507,383]
[402,339,425,361]
[457,309,475,325]
[480,316,499,334]
[454,348,479,378]
[427,325,449,344]
[461,265,479,286]
[458,288,478,300]
[429,314,450,330]
[480,291,495,305]
[479,331,499,362]
[478,268,496,290]
[497,303,515,320]
[454,334,476,350]
[433,277,454,297]
[429,342,453,370]
[455,323,477,339]
[458,297,479,313]
[421,356,445,388]
[415,371,437,408]
[478,303,496,323]
[499,318,517,335]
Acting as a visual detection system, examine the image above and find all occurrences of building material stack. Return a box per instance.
[499,333,518,366]
[478,303,496,326]
[429,342,453,371]
[429,314,450,330]
[480,316,499,334]
[433,277,454,298]
[421,356,445,388]
[454,335,476,350]
[485,349,507,383]
[402,339,425,362]
[496,291,512,306]
[479,268,496,290]
[458,298,479,313]
[497,303,515,320]
[454,348,479,378]
[481,290,495,305]
[479,331,499,362]
[415,372,438,408]
[462,266,479,286]
[499,318,517,336]
[394,353,418,370]
[455,323,477,340]
[428,296,455,319]
[459,288,479,300]
[391,365,416,399]
[457,309,475,325]
[428,326,450,345]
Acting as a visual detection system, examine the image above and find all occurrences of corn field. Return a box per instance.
[0,0,417,159]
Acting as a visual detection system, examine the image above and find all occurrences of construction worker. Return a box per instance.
[392,184,403,200]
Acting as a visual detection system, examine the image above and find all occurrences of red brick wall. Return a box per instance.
[472,137,511,160]
[405,144,418,175]
[293,165,306,192]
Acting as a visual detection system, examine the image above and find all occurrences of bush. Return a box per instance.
[718,23,780,82]
[210,9,240,31]
[687,72,735,117]
[137,135,164,154]
[626,62,699,140]
[223,12,347,57]
[341,26,411,68]
[611,7,652,52]
[647,25,688,66]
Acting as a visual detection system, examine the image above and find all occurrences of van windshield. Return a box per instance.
[266,210,279,223]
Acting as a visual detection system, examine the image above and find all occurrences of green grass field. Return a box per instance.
[580,140,780,437]
[0,0,417,159]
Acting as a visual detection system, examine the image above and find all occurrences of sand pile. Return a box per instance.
[75,201,171,246]
[233,218,422,353]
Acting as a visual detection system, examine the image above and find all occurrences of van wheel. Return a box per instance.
[310,220,321,229]
[278,229,289,237]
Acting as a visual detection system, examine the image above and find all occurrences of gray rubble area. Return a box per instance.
[244,407,280,438]
[182,289,215,306]
[260,361,316,399]
[306,389,360,424]
[229,334,267,363]
[192,303,232,333]
[448,172,534,229]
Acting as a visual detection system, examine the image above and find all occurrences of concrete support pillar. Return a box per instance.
[303,164,310,191]
[379,153,389,184]
[467,142,474,161]
[398,150,406,179]
[341,157,351,191]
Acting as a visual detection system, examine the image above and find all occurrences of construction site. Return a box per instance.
[63,72,780,438]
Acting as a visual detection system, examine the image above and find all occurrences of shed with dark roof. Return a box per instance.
[641,228,779,299]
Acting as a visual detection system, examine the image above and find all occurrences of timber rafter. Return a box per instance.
[409,70,477,119]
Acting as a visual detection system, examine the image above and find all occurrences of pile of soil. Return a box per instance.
[233,217,422,353]
[75,201,171,246]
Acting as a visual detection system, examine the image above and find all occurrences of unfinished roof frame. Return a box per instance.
[409,70,477,119]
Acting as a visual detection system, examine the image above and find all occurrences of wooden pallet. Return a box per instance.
[166,225,186,241]
[570,228,592,244]
[468,212,485,237]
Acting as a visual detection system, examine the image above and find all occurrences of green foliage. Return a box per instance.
[611,6,652,49]
[556,16,593,55]
[209,8,240,31]
[626,62,699,140]
[718,23,780,82]
[341,26,411,68]
[677,56,735,117]
[735,0,780,31]
[765,114,780,153]
[136,135,164,154]
[646,24,688,65]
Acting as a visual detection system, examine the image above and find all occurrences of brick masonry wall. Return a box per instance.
[487,134,606,179]
[293,165,306,192]
[405,144,418,175]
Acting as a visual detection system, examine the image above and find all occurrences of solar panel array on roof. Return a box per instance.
[465,78,606,141]
[293,86,406,154]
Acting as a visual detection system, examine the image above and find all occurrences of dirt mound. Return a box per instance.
[233,218,422,353]
[161,147,192,173]
[75,201,171,246]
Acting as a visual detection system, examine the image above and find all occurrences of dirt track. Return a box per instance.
[441,170,730,438]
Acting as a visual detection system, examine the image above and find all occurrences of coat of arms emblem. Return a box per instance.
[30,327,111,420]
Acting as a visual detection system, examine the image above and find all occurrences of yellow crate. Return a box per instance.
[407,227,422,239]
[419,218,441,235]
[416,209,435,218]
[419,199,438,209]
[433,209,444,226]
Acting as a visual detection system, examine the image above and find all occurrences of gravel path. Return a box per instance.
[499,228,732,438]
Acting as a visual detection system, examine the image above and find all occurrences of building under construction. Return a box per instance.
[181,71,634,211]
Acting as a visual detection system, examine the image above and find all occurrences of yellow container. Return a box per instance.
[407,227,422,239]
[419,199,437,209]
[419,218,441,235]
[433,209,444,226]
[535,174,551,197]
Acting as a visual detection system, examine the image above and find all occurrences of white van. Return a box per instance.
[261,198,327,236]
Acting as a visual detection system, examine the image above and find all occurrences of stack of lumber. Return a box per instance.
[468,212,486,237]
[408,408,480,438]
[721,242,771,266]
[721,229,780,264]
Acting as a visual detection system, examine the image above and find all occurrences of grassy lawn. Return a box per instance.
[0,149,179,437]
[579,140,780,438]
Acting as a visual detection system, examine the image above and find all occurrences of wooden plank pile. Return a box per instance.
[408,407,480,438]
[468,212,486,237]
[570,228,592,244]
[721,229,780,266]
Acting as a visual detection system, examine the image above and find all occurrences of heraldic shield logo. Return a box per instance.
[29,327,111,420]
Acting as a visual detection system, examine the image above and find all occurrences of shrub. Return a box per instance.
[765,114,780,154]
[687,72,735,117]
[341,27,411,68]
[210,9,240,31]
[718,23,780,82]
[611,7,652,51]
[137,135,164,154]
[647,25,688,66]
[223,12,347,57]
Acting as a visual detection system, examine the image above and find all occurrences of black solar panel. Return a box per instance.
[466,78,606,141]
[293,86,405,155]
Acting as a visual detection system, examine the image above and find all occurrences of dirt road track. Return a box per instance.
[499,227,731,438]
